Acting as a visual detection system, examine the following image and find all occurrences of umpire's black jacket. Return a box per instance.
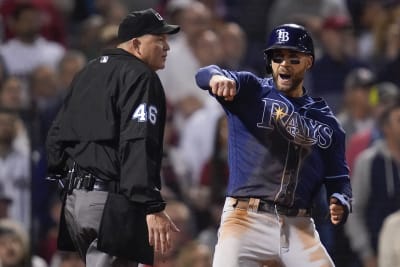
[46,48,167,247]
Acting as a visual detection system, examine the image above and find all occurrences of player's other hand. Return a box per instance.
[329,197,345,225]
[146,211,180,255]
[209,75,237,101]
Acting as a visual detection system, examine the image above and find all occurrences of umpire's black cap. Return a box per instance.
[118,8,180,42]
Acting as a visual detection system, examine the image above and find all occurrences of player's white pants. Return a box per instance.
[212,197,335,267]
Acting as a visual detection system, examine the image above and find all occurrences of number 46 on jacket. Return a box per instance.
[132,103,158,125]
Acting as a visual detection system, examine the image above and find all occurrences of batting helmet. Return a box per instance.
[264,24,314,74]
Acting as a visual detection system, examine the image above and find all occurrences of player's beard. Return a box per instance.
[273,71,303,95]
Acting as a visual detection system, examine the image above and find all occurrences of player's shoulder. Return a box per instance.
[250,75,273,91]
[304,96,345,133]
[304,96,334,116]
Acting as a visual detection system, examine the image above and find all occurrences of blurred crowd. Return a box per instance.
[0,0,399,267]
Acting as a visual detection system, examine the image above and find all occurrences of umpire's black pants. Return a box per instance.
[64,189,138,267]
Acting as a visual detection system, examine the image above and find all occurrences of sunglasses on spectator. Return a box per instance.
[271,55,301,65]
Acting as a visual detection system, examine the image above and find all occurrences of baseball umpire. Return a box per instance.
[195,24,352,267]
[45,8,180,267]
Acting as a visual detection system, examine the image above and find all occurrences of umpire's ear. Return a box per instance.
[131,38,140,50]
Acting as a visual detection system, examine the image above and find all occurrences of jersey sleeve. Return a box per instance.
[195,64,263,100]
[323,119,352,214]
[117,70,166,213]
[195,65,225,90]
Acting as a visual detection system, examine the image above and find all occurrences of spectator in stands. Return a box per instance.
[0,76,30,156]
[0,183,12,219]
[71,15,104,60]
[177,98,223,189]
[97,24,120,51]
[216,22,247,71]
[0,0,67,45]
[0,76,25,110]
[337,67,376,143]
[369,1,400,70]
[0,219,47,267]
[346,0,386,66]
[309,15,368,113]
[0,3,65,81]
[0,109,30,230]
[346,82,400,171]
[376,4,400,88]
[29,65,60,147]
[56,50,87,95]
[378,208,400,267]
[267,0,349,35]
[346,97,400,267]
[158,1,213,108]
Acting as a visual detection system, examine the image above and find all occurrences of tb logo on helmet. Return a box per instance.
[276,29,289,42]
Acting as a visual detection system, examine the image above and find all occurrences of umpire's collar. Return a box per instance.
[101,48,133,57]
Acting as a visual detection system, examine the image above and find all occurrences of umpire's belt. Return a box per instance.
[73,174,115,192]
[227,197,311,217]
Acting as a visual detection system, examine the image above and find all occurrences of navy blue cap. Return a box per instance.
[118,8,180,42]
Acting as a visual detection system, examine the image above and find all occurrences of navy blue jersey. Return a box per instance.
[195,65,352,209]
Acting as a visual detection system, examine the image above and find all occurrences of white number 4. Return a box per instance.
[132,103,158,124]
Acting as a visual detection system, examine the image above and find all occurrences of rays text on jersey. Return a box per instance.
[257,98,333,148]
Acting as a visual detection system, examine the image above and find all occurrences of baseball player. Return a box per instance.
[195,24,352,267]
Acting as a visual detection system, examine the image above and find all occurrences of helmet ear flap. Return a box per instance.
[266,61,272,74]
[264,51,272,74]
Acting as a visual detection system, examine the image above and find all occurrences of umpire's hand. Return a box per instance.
[209,75,237,101]
[146,211,180,254]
